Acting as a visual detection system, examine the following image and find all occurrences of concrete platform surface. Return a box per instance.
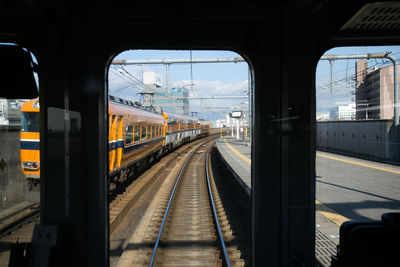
[215,136,251,191]
[215,136,338,266]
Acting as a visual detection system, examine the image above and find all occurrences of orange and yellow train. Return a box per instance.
[20,96,211,187]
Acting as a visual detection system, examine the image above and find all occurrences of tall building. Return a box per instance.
[153,87,189,115]
[355,59,398,120]
[329,103,355,120]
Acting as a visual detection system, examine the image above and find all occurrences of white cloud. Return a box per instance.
[172,79,248,97]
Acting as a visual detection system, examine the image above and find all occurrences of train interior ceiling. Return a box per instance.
[1,0,400,266]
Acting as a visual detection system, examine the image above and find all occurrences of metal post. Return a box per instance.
[329,60,334,95]
[140,65,144,92]
[231,119,234,137]
[166,63,170,94]
[387,55,399,162]
[386,55,399,127]
[236,118,239,140]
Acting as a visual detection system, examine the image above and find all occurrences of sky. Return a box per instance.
[109,50,249,121]
[108,46,400,120]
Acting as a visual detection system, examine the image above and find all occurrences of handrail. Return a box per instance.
[206,147,231,267]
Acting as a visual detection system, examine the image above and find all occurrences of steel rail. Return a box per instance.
[149,142,201,267]
[206,147,231,267]
[0,207,40,236]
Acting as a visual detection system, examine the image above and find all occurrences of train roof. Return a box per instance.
[164,111,200,122]
[108,95,165,122]
[20,99,39,112]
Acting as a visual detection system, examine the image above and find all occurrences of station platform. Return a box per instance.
[215,136,251,197]
[215,136,338,267]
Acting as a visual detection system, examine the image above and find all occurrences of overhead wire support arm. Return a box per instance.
[111,57,246,65]
[320,52,399,127]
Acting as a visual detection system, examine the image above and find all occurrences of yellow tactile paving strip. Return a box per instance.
[222,137,251,165]
[221,139,351,226]
[317,153,400,175]
[315,200,350,226]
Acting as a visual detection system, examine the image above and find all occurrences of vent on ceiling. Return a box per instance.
[341,2,400,31]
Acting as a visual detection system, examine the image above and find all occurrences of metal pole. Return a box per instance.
[385,55,399,127]
[140,65,144,92]
[166,63,170,94]
[231,119,234,138]
[329,60,334,95]
[112,57,246,65]
[386,55,400,162]
[236,118,239,140]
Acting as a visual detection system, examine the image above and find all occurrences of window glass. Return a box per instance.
[168,117,177,126]
[141,125,146,141]
[315,46,400,266]
[107,49,251,266]
[134,125,140,142]
[22,112,40,132]
[125,125,133,144]
[0,45,40,267]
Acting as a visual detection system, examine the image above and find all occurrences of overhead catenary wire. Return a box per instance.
[316,54,400,97]
[111,65,156,93]
[109,65,179,102]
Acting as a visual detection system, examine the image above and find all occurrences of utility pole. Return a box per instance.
[236,118,240,140]
[329,59,334,94]
[166,63,170,94]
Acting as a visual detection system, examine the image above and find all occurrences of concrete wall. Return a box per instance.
[317,120,399,164]
[0,125,26,207]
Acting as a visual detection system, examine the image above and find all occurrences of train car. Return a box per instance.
[20,99,40,187]
[199,120,211,137]
[163,112,210,148]
[108,95,166,176]
[20,95,211,190]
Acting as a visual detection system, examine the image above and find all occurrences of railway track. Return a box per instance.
[115,138,244,266]
[0,203,40,266]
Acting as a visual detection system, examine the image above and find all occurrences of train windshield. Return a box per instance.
[22,112,39,132]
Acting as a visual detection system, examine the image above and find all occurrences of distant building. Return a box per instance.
[153,87,189,115]
[329,103,355,120]
[355,60,398,120]
[0,99,27,125]
[215,119,226,128]
[316,111,330,121]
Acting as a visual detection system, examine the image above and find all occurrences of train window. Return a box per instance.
[141,125,146,141]
[134,125,140,142]
[168,117,176,126]
[315,46,400,266]
[125,125,133,144]
[22,111,40,132]
[108,49,251,266]
[0,44,40,266]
